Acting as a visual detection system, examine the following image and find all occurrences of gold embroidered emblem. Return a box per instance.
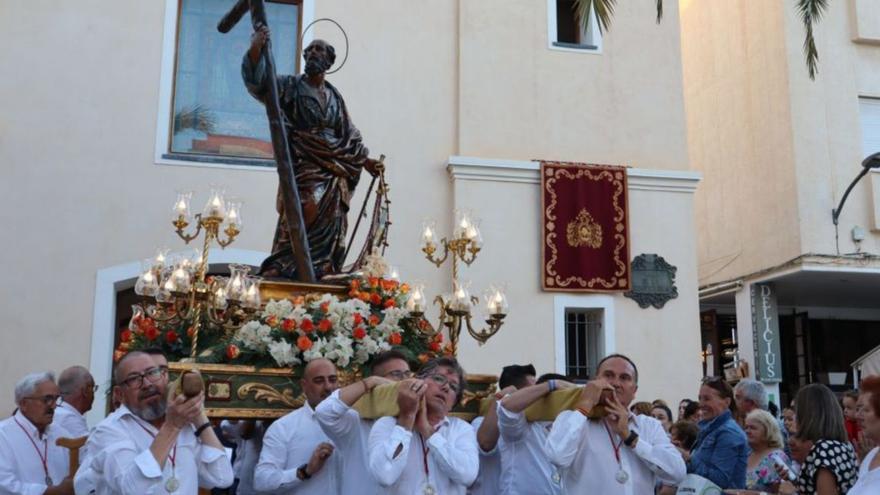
[566,209,603,248]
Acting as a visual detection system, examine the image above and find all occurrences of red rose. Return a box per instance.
[368,277,379,288]
[383,299,396,309]
[368,315,380,327]
[266,315,279,327]
[144,325,159,341]
[353,326,366,340]
[318,319,332,333]
[120,330,133,343]
[388,332,402,345]
[350,279,361,290]
[429,341,441,352]
[165,331,178,344]
[358,292,371,302]
[281,319,297,332]
[226,344,240,360]
[433,333,444,343]
[320,301,330,313]
[370,293,382,306]
[297,335,313,351]
[353,313,364,326]
[300,319,314,333]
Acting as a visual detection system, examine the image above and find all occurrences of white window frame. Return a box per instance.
[547,0,603,54]
[154,0,315,171]
[554,294,616,375]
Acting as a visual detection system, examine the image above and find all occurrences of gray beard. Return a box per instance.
[305,57,331,76]
[131,399,166,421]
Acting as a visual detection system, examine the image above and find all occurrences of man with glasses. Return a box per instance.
[76,351,233,494]
[54,365,96,439]
[0,371,74,494]
[254,358,342,494]
[368,357,479,494]
[315,350,412,495]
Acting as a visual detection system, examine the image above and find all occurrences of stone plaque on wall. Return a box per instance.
[624,254,678,309]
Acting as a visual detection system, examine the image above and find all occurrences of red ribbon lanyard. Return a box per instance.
[133,419,177,468]
[602,421,624,465]
[418,433,430,478]
[13,417,49,482]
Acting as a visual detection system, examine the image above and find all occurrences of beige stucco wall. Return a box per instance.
[683,0,880,287]
[0,0,698,414]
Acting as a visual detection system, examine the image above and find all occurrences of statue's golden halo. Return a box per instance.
[300,18,349,75]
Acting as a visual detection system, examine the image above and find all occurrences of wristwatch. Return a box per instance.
[296,464,311,480]
[623,431,639,447]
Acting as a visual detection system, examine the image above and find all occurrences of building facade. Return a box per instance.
[0,0,702,420]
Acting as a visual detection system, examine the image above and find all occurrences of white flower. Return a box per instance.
[263,299,294,319]
[268,340,300,367]
[235,321,271,352]
[303,338,328,362]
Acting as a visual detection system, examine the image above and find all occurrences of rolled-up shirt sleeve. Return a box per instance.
[546,410,588,469]
[195,444,234,489]
[427,421,479,486]
[315,390,360,447]
[368,417,411,487]
[631,418,686,485]
[497,402,529,443]
[253,423,301,492]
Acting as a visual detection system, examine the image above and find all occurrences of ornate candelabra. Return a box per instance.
[132,188,262,358]
[406,211,508,355]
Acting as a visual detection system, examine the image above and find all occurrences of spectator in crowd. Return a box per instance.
[630,401,653,416]
[652,403,674,434]
[670,421,699,452]
[783,407,797,437]
[221,420,266,495]
[843,390,861,445]
[55,365,95,439]
[848,375,880,495]
[744,409,791,492]
[682,377,748,489]
[683,400,702,423]
[777,383,858,495]
[735,379,790,456]
[678,399,694,422]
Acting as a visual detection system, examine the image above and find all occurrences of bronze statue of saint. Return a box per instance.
[243,26,382,279]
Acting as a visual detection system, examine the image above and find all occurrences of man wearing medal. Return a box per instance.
[0,371,73,495]
[545,354,686,494]
[368,357,479,495]
[77,351,233,494]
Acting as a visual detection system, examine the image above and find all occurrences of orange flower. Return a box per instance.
[226,344,240,360]
[400,283,410,294]
[119,341,132,351]
[120,330,133,343]
[380,279,397,292]
[113,349,126,362]
[352,313,364,326]
[281,319,297,332]
[165,331,178,344]
[186,326,195,338]
[370,293,382,306]
[266,315,279,327]
[350,279,361,290]
[352,326,366,340]
[418,353,430,364]
[368,277,380,288]
[433,333,444,343]
[388,332,402,345]
[358,291,371,302]
[318,319,332,333]
[368,315,380,327]
[300,319,314,333]
[320,301,330,313]
[297,335,313,351]
[383,299,396,309]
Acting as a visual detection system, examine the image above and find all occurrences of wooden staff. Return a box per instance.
[218,0,315,282]
[56,436,88,477]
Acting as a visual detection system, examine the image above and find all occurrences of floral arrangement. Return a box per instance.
[116,276,448,373]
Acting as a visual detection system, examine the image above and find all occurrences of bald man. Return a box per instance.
[55,365,95,438]
[254,358,342,494]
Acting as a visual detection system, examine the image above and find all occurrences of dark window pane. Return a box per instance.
[170,0,300,160]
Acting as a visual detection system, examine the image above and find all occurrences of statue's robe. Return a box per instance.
[243,55,371,279]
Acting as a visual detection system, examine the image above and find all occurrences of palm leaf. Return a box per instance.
[796,0,828,80]
[574,0,616,35]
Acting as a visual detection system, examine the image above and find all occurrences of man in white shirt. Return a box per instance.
[220,420,264,495]
[315,350,411,495]
[545,354,686,494]
[0,371,73,495]
[54,366,95,439]
[368,357,479,495]
[254,358,342,494]
[470,363,536,495]
[497,373,575,495]
[77,351,233,494]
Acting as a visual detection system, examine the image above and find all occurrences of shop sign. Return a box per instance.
[751,283,783,383]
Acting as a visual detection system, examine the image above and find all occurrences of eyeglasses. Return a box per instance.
[423,373,460,395]
[22,395,63,407]
[384,370,413,381]
[121,367,167,389]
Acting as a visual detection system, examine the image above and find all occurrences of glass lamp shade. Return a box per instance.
[134,268,159,297]
[212,278,229,310]
[225,264,251,303]
[405,284,426,313]
[450,281,472,312]
[225,199,243,229]
[172,191,193,222]
[421,220,437,250]
[485,287,508,315]
[243,276,262,309]
[203,187,227,219]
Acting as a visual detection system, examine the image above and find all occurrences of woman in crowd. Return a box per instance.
[681,377,749,489]
[631,400,653,416]
[778,383,858,495]
[679,399,695,421]
[683,399,703,423]
[744,409,791,492]
[849,375,880,494]
[652,403,674,434]
[783,407,797,437]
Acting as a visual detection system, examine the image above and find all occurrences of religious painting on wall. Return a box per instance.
[541,161,631,292]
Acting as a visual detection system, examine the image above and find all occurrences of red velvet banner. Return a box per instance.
[541,161,631,292]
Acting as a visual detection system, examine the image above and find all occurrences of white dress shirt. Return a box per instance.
[546,410,686,495]
[220,420,265,495]
[368,415,479,495]
[254,402,341,494]
[314,390,382,495]
[467,416,502,495]
[849,447,880,495]
[0,411,71,495]
[53,402,89,439]
[77,405,233,495]
[497,403,562,495]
